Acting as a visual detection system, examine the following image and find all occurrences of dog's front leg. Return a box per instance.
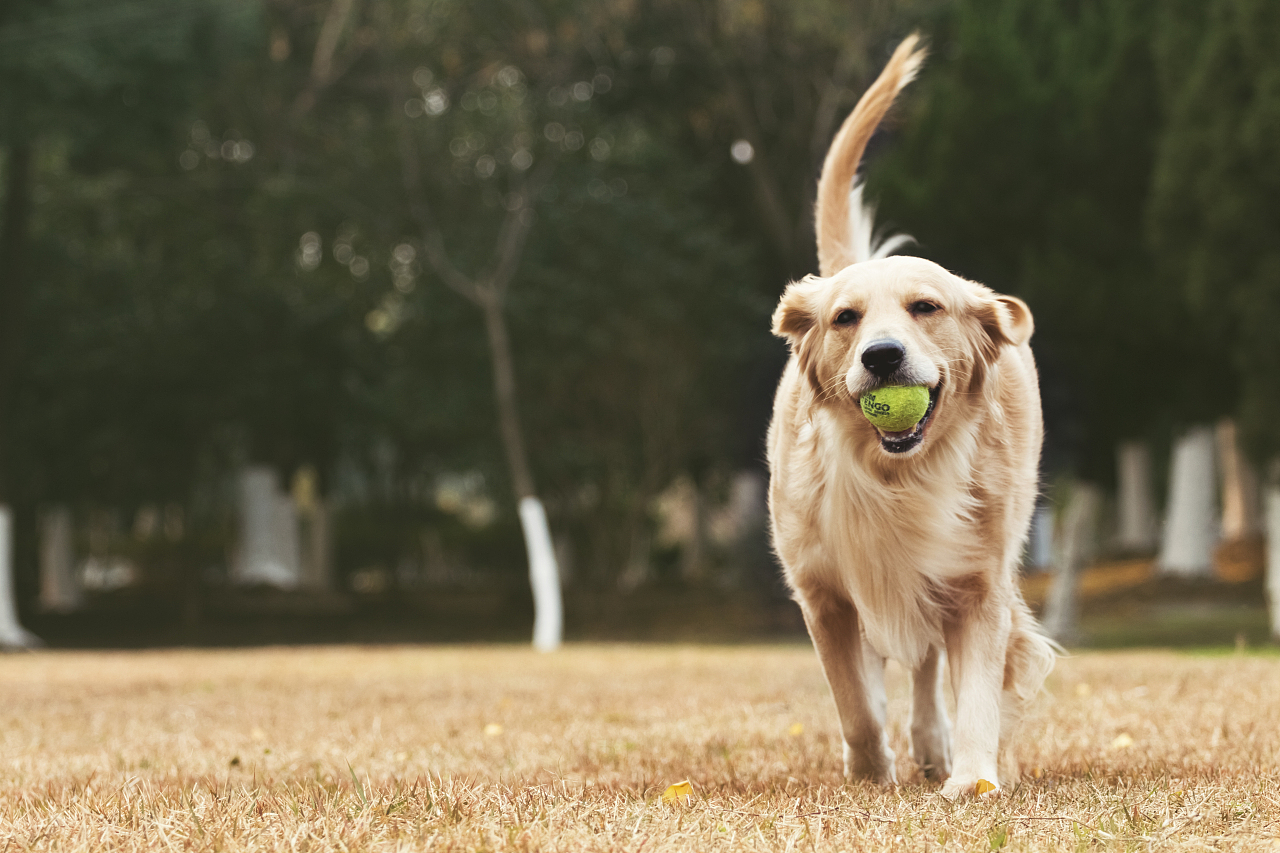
[797,585,896,784]
[940,596,1010,799]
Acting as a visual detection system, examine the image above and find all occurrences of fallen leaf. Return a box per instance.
[975,779,997,796]
[484,723,503,737]
[789,723,804,736]
[662,780,693,803]
[1111,733,1134,749]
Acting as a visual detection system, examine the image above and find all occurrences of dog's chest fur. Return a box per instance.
[779,414,996,666]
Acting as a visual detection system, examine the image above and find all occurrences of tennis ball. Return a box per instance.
[859,385,930,431]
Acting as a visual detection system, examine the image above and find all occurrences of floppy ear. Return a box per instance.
[772,280,827,395]
[980,295,1034,349]
[968,294,1033,394]
[771,282,816,346]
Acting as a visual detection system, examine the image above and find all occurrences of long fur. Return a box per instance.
[768,33,1056,799]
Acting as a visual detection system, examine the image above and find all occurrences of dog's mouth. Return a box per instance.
[875,384,941,454]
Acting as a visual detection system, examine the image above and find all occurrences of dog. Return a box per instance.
[767,33,1056,799]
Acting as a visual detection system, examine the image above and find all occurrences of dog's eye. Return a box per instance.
[910,301,941,316]
[833,309,859,326]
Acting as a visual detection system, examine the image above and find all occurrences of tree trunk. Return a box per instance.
[0,144,32,496]
[479,295,561,650]
[0,506,39,647]
[1116,440,1157,553]
[725,469,769,589]
[480,295,536,500]
[298,499,332,591]
[233,466,301,589]
[1027,503,1054,571]
[519,496,562,650]
[1266,476,1280,641]
[1158,426,1218,577]
[679,480,706,585]
[1043,481,1100,645]
[0,146,38,647]
[1217,419,1260,541]
[39,506,81,612]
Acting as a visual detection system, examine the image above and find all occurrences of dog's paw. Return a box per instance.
[910,726,952,783]
[939,775,1001,801]
[844,741,897,786]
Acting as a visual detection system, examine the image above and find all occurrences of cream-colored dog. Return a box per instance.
[768,34,1055,799]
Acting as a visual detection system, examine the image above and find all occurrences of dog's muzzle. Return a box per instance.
[876,384,940,454]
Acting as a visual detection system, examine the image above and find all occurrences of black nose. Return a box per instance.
[861,340,905,378]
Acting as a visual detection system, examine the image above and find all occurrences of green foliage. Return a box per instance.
[871,0,1179,477]
[4,0,1279,595]
[1148,0,1280,461]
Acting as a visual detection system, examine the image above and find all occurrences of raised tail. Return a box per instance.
[815,33,926,276]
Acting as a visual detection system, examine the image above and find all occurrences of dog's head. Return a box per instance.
[771,256,1032,459]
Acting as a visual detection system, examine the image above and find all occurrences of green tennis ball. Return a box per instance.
[859,385,930,431]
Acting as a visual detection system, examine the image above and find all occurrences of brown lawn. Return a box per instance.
[1,644,1278,851]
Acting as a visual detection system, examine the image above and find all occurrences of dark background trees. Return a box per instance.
[0,0,1276,634]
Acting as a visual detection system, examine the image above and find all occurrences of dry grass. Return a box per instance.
[2,644,1279,851]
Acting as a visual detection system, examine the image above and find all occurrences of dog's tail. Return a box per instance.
[815,33,926,276]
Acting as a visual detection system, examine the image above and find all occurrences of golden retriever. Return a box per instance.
[767,34,1056,799]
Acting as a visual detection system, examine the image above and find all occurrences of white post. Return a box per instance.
[1043,482,1100,643]
[0,505,40,648]
[1158,426,1218,577]
[1266,482,1280,641]
[518,496,561,651]
[233,466,301,589]
[1116,441,1157,552]
[39,506,82,612]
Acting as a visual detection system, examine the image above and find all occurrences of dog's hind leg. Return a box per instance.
[997,600,1057,783]
[796,584,897,784]
[910,645,952,782]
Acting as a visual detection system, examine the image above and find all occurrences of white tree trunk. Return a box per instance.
[1217,419,1261,542]
[1158,426,1218,577]
[1027,504,1055,570]
[1043,482,1100,644]
[0,505,40,648]
[518,496,561,651]
[1116,441,1157,552]
[1266,481,1280,641]
[233,466,301,589]
[39,506,81,612]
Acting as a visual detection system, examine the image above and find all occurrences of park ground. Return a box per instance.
[2,644,1279,852]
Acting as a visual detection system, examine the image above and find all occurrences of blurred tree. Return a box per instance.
[17,0,1248,615]
[0,0,259,622]
[359,0,767,589]
[870,0,1185,480]
[1148,0,1280,462]
[618,0,932,280]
